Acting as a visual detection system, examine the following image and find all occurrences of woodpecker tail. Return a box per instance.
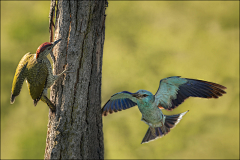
[40,95,56,112]
[141,110,189,144]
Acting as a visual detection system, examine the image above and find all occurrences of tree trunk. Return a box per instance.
[44,0,106,159]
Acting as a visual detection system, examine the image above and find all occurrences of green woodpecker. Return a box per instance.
[10,39,68,112]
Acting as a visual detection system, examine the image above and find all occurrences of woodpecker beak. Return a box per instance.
[132,93,141,99]
[52,39,62,46]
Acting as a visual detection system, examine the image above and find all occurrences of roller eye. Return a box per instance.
[142,94,148,97]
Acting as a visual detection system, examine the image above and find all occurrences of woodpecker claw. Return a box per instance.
[66,70,76,73]
[64,64,75,73]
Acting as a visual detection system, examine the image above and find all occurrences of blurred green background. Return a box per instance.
[1,1,239,159]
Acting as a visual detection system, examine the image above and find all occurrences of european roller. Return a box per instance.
[102,76,226,144]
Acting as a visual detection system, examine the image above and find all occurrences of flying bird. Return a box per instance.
[102,76,226,144]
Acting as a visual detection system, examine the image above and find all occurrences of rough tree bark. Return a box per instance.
[44,0,107,159]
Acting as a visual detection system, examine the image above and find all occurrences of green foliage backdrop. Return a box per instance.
[1,1,239,159]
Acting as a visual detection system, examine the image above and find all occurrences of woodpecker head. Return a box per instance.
[36,39,61,59]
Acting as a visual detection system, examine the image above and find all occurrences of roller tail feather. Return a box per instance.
[141,110,189,144]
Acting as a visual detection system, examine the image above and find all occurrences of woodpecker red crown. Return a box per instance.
[36,42,52,58]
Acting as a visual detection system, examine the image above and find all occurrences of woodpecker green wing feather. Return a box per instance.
[26,60,48,105]
[10,52,33,104]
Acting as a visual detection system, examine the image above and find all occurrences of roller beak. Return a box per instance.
[132,93,141,99]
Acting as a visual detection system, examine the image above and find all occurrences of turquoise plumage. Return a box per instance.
[102,76,226,144]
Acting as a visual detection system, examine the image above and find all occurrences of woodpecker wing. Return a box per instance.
[11,53,33,104]
[102,91,137,116]
[26,59,48,105]
[154,76,226,111]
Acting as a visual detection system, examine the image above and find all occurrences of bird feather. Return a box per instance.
[102,91,137,116]
[155,76,226,110]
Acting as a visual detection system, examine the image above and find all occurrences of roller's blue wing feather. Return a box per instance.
[155,76,226,111]
[102,91,137,116]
